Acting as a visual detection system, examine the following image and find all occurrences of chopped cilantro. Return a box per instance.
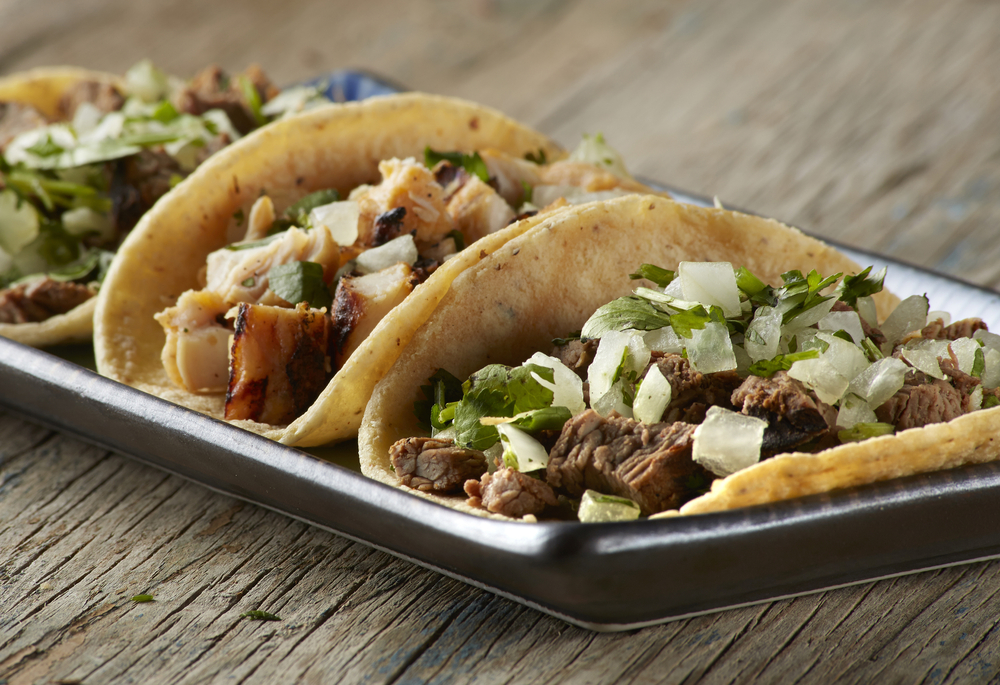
[837,266,886,308]
[629,264,675,288]
[972,347,986,378]
[521,181,533,205]
[838,422,895,443]
[237,74,268,127]
[748,350,820,378]
[984,395,1000,409]
[776,269,842,324]
[282,189,340,227]
[524,149,547,165]
[423,148,490,183]
[131,594,155,603]
[581,296,672,340]
[25,134,65,158]
[268,261,332,309]
[151,100,179,123]
[415,368,464,432]
[447,229,466,252]
[242,276,256,287]
[232,208,245,226]
[451,364,556,449]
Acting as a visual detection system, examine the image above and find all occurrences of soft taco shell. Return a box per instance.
[0,67,122,347]
[358,194,913,519]
[94,93,567,446]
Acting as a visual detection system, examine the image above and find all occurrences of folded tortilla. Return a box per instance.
[0,67,122,347]
[353,194,1000,520]
[94,93,581,446]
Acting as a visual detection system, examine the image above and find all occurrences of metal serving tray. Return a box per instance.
[3,73,1000,631]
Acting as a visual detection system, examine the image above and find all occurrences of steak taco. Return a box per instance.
[358,194,1000,522]
[0,61,323,347]
[94,93,662,446]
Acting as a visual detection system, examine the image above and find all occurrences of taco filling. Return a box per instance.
[154,135,659,426]
[0,61,328,329]
[393,261,1000,522]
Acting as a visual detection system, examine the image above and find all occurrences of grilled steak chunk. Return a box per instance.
[731,371,835,454]
[57,80,124,119]
[546,409,704,515]
[644,352,743,424]
[0,101,48,152]
[875,369,965,430]
[0,278,95,324]
[920,317,989,341]
[173,64,277,134]
[465,467,558,518]
[550,338,599,380]
[390,437,487,494]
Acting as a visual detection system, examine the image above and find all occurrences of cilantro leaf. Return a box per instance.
[423,148,490,183]
[452,364,555,449]
[524,149,547,165]
[509,405,572,432]
[838,422,895,443]
[268,261,332,309]
[237,74,268,127]
[415,368,464,431]
[837,266,886,308]
[25,134,66,158]
[581,296,672,339]
[447,229,466,251]
[748,349,820,378]
[283,189,341,227]
[629,264,675,287]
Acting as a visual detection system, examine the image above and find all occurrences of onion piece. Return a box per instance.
[880,294,929,349]
[678,261,741,318]
[496,423,549,472]
[309,200,361,247]
[787,357,849,405]
[899,348,944,380]
[744,305,782,362]
[527,352,586,415]
[981,348,1000,390]
[578,490,642,523]
[818,310,865,345]
[587,330,648,404]
[837,393,878,429]
[644,326,685,354]
[848,356,908,408]
[816,331,869,382]
[687,322,737,373]
[592,379,633,419]
[856,296,879,328]
[355,233,418,274]
[949,338,981,376]
[692,406,766,477]
[633,364,672,424]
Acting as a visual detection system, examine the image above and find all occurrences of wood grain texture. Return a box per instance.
[3,0,1000,682]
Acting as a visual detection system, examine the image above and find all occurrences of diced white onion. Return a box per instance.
[125,59,170,102]
[587,330,648,404]
[856,296,879,328]
[355,233,418,274]
[847,356,908,408]
[633,364,672,424]
[0,189,40,255]
[663,278,685,299]
[309,200,360,246]
[496,423,550,472]
[692,406,766,477]
[974,329,1000,353]
[927,311,951,327]
[686,322,737,374]
[578,490,642,523]
[527,352,586,416]
[787,357,849,405]
[982,348,1000,390]
[782,297,838,333]
[949,338,981,376]
[818,310,865,345]
[837,393,878,429]
[678,262,741,318]
[744,305,782,362]
[816,331,870,382]
[969,386,984,411]
[880,295,929,348]
[567,133,633,180]
[899,348,944,380]
[643,326,685,354]
[62,206,114,242]
[592,379,633,419]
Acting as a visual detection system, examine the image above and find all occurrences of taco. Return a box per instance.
[358,194,1000,522]
[0,60,323,347]
[93,93,662,446]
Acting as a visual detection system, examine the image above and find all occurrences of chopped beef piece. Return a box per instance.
[875,369,965,430]
[731,371,835,454]
[546,409,706,515]
[645,352,743,424]
[920,317,988,341]
[0,278,95,324]
[124,149,184,211]
[409,257,439,286]
[550,338,599,379]
[465,467,558,518]
[109,159,145,238]
[939,354,982,407]
[173,64,277,134]
[433,162,470,200]
[372,207,407,246]
[390,437,487,494]
[57,80,124,120]
[0,101,48,152]
[832,300,885,347]
[508,209,538,225]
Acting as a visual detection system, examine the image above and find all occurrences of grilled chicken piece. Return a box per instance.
[446,175,516,243]
[330,262,415,368]
[353,158,455,249]
[244,195,276,242]
[155,290,232,393]
[225,302,331,424]
[204,225,340,306]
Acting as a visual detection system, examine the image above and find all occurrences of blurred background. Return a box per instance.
[3,0,999,288]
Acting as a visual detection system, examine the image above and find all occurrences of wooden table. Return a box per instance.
[3,0,1000,681]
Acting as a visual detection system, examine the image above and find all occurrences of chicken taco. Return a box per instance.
[0,61,324,347]
[94,93,663,446]
[358,194,1000,522]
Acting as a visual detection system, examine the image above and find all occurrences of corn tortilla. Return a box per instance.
[357,194,934,519]
[94,93,568,446]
